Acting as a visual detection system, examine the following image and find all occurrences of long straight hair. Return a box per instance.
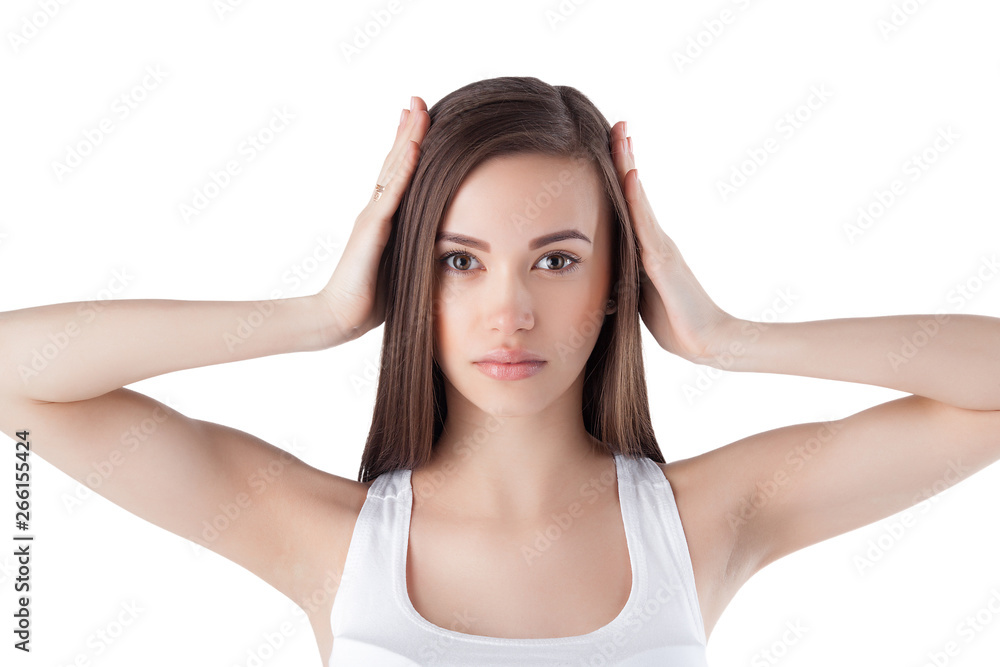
[358,76,664,483]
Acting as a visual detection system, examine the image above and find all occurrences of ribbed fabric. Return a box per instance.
[329,453,708,666]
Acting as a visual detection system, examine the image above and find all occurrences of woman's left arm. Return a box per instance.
[721,314,1000,411]
[612,122,1000,581]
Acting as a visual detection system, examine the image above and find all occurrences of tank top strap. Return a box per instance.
[330,468,416,658]
[616,453,708,646]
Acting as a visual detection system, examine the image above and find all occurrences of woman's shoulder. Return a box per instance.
[653,452,756,640]
[650,454,691,488]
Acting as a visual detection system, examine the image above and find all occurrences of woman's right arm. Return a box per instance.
[0,294,355,612]
[0,96,430,615]
[0,295,336,403]
[0,294,336,403]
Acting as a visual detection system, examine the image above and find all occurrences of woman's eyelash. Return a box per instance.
[438,248,584,276]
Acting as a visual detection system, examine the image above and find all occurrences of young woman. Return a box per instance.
[2,76,999,666]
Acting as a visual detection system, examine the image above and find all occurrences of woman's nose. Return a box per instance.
[486,279,534,334]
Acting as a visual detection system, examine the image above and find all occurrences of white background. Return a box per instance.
[2,1,1000,665]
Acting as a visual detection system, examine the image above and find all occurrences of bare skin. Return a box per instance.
[4,96,1000,666]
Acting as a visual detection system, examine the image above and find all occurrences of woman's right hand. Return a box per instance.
[315,96,430,347]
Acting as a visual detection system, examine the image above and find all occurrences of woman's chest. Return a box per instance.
[405,502,633,639]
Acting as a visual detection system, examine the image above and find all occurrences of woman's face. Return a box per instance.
[432,152,615,417]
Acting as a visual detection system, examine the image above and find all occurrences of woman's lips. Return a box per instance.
[474,361,546,381]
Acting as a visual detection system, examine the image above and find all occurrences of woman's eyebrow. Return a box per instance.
[434,229,592,252]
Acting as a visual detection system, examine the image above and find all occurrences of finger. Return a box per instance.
[402,97,430,152]
[375,102,415,179]
[376,111,428,201]
[387,96,427,161]
[377,101,430,188]
[365,142,413,211]
[608,126,652,233]
[379,108,413,181]
[611,120,627,146]
[611,122,634,183]
[381,97,429,178]
[609,126,682,283]
[612,134,678,276]
[610,123,641,228]
[369,115,429,210]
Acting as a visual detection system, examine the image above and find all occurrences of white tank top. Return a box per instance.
[329,452,709,666]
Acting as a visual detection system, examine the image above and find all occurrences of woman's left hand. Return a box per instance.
[611,121,738,365]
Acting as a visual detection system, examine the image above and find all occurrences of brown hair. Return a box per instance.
[357,76,664,483]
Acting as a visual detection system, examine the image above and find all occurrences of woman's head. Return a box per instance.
[431,152,615,429]
[358,76,663,483]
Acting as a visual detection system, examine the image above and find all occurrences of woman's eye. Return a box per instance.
[443,252,478,272]
[541,254,570,270]
[438,250,582,276]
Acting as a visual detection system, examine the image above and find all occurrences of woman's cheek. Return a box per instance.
[562,299,610,359]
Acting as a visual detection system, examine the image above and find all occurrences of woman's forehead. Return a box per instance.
[440,154,610,245]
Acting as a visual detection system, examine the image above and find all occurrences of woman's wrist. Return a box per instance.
[308,292,355,350]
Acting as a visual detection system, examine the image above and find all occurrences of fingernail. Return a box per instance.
[627,136,633,156]
[410,96,416,111]
[623,120,628,135]
[399,108,407,126]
